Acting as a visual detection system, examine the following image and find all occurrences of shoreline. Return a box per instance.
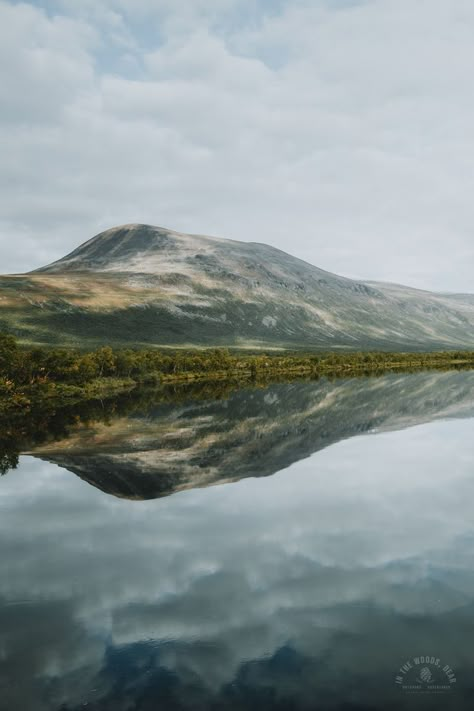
[2,354,474,413]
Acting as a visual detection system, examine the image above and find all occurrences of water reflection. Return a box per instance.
[0,374,474,709]
[23,370,474,499]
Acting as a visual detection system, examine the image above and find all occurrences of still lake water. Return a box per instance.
[1,371,474,710]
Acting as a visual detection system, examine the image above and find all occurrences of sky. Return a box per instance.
[1,0,473,292]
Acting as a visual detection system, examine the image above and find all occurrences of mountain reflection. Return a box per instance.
[23,370,474,499]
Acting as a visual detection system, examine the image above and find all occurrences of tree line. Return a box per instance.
[1,331,474,408]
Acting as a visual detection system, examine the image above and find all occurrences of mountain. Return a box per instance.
[0,222,473,349]
[27,370,474,500]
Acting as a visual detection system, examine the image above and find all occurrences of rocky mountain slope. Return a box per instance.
[28,370,474,499]
[0,223,473,349]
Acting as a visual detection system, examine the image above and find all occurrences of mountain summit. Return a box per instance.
[35,223,342,285]
[1,223,473,350]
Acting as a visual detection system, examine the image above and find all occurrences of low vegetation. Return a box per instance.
[1,332,474,415]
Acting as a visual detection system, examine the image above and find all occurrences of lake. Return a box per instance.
[1,370,474,710]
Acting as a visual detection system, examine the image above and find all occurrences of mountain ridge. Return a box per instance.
[0,222,473,350]
[33,222,350,283]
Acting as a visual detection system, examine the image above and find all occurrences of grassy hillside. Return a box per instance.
[1,270,474,351]
[1,224,473,350]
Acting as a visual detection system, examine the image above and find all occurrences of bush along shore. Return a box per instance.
[1,332,474,413]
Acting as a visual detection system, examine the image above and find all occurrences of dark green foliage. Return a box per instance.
[0,449,18,475]
[0,331,473,414]
[0,332,18,377]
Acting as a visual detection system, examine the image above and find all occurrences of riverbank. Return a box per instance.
[157,356,474,384]
[1,332,474,413]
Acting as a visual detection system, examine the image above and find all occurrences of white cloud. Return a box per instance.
[0,0,473,291]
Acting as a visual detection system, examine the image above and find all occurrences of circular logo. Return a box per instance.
[395,655,457,694]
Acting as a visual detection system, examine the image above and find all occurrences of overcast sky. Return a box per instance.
[1,0,473,291]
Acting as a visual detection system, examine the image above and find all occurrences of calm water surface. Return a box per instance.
[1,373,474,710]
